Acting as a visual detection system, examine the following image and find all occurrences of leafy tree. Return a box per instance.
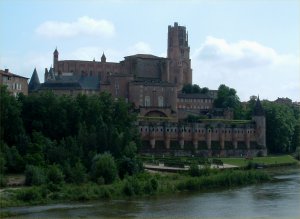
[70,161,87,184]
[214,84,243,119]
[4,145,25,173]
[91,152,117,184]
[0,86,25,146]
[291,119,300,152]
[182,84,209,94]
[182,84,193,93]
[47,164,65,184]
[25,165,46,186]
[200,87,209,94]
[263,101,296,153]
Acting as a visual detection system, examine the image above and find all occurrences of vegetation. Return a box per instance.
[182,84,209,94]
[0,86,142,188]
[0,83,299,211]
[141,155,298,168]
[219,155,298,167]
[214,84,244,119]
[0,170,270,208]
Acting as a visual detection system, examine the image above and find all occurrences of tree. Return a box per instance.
[47,164,65,184]
[263,101,296,153]
[214,84,243,119]
[91,152,117,184]
[291,119,300,152]
[182,84,208,94]
[0,86,24,146]
[25,165,46,186]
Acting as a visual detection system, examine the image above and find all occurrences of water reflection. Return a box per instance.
[6,171,300,219]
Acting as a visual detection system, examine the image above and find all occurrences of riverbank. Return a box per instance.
[0,169,270,212]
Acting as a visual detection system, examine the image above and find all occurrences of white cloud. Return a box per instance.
[128,41,152,54]
[0,52,52,83]
[192,36,300,101]
[66,42,153,63]
[35,16,115,38]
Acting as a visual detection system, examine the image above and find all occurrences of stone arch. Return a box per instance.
[145,110,168,117]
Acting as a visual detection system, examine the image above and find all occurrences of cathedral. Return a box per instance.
[29,22,267,157]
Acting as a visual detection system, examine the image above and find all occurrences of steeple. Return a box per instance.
[253,96,265,116]
[53,47,59,72]
[29,68,40,92]
[54,47,58,55]
[101,52,106,63]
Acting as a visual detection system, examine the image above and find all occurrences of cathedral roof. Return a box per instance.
[125,54,163,59]
[42,75,99,90]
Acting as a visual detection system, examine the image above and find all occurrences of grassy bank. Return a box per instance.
[219,155,298,167]
[140,154,298,168]
[0,169,270,209]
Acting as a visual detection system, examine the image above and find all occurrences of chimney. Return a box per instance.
[4,69,9,73]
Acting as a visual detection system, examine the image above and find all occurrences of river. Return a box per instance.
[5,168,300,219]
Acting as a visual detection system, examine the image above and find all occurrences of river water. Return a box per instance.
[6,169,300,219]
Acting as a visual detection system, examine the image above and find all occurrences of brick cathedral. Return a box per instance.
[29,22,267,157]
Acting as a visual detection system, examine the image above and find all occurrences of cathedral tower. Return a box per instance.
[167,22,192,90]
[53,48,59,72]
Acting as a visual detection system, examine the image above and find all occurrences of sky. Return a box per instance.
[0,0,299,101]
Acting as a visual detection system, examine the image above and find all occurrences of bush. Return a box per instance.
[16,187,41,202]
[189,164,210,177]
[25,165,46,186]
[294,147,300,160]
[47,164,64,184]
[118,156,143,179]
[122,176,142,196]
[144,177,159,195]
[189,164,201,177]
[0,174,7,187]
[91,153,117,184]
[71,161,87,184]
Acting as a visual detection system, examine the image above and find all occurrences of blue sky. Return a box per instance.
[1,0,299,101]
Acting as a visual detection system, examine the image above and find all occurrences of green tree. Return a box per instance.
[25,165,46,186]
[214,84,243,119]
[0,86,25,146]
[91,152,117,184]
[47,164,65,184]
[291,119,300,152]
[263,101,296,153]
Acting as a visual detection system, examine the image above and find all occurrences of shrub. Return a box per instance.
[144,177,159,194]
[189,164,201,177]
[71,161,87,184]
[189,164,210,177]
[91,153,117,184]
[150,178,158,191]
[16,187,41,202]
[47,164,64,184]
[123,179,135,196]
[118,156,143,179]
[122,176,142,196]
[25,165,46,186]
[0,174,7,187]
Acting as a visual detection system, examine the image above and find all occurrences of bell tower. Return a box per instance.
[53,48,59,72]
[167,22,192,90]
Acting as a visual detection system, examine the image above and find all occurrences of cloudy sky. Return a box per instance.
[0,0,299,101]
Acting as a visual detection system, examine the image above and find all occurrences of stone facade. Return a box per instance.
[28,22,267,157]
[0,69,29,96]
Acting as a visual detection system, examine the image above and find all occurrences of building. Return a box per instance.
[29,22,267,157]
[0,69,29,96]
